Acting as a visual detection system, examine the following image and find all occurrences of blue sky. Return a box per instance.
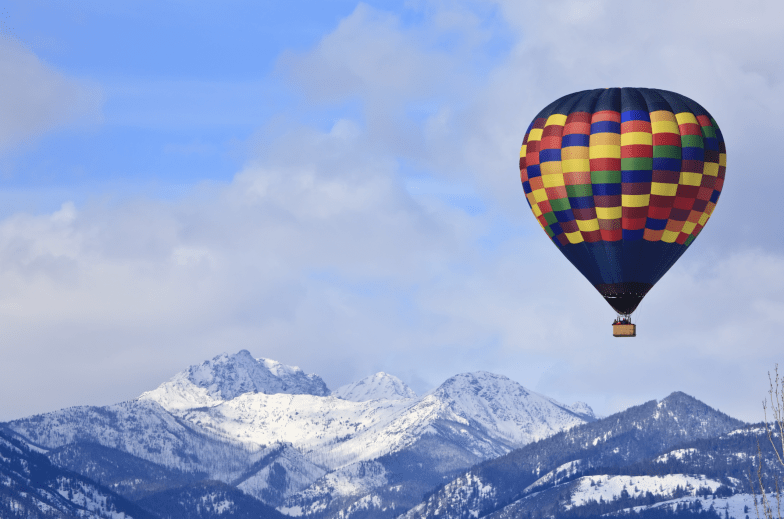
[1,0,783,422]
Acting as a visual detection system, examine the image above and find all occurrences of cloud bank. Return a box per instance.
[1,0,782,423]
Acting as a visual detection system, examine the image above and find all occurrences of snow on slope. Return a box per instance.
[629,494,758,519]
[568,474,723,508]
[236,444,327,505]
[178,371,590,471]
[6,399,263,480]
[8,351,596,517]
[139,354,588,469]
[402,471,497,519]
[139,350,329,411]
[428,372,589,445]
[0,430,153,519]
[524,459,583,493]
[280,460,389,516]
[654,448,699,463]
[333,372,417,401]
[53,476,140,519]
[179,393,414,468]
[569,401,596,419]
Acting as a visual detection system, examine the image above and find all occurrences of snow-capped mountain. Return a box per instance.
[139,350,329,411]
[333,372,417,401]
[476,424,774,519]
[7,349,759,519]
[401,392,746,519]
[3,351,597,519]
[174,370,591,473]
[426,371,591,445]
[0,429,156,519]
[237,371,592,518]
[568,401,596,419]
[5,398,266,480]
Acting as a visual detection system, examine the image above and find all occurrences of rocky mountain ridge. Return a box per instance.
[0,428,158,519]
[3,350,595,518]
[2,350,757,519]
[401,391,746,518]
[139,350,330,411]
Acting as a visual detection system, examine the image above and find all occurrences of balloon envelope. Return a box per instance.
[519,88,726,314]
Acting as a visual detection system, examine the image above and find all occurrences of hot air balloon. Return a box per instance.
[518,88,726,336]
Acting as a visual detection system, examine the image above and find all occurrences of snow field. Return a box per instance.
[654,448,699,463]
[629,493,762,519]
[570,474,723,508]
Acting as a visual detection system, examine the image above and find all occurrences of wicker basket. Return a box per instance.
[612,323,636,337]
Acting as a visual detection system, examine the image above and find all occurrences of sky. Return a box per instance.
[1,0,782,423]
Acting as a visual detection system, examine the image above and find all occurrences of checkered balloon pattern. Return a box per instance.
[519,88,725,315]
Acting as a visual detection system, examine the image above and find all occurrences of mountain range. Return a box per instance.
[1,349,777,519]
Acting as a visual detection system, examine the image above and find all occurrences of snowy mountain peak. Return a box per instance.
[433,371,527,398]
[659,391,697,406]
[433,372,593,420]
[425,371,593,445]
[569,401,596,419]
[333,372,417,401]
[139,350,330,411]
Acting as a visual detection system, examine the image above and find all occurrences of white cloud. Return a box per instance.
[278,4,453,103]
[0,38,103,154]
[255,0,784,421]
[0,117,479,419]
[2,0,783,424]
